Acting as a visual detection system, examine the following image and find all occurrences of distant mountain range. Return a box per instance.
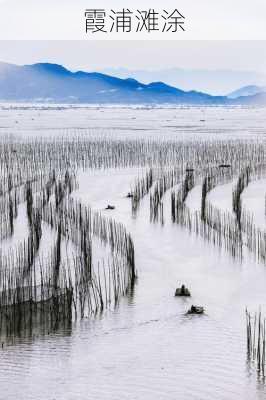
[228,85,266,99]
[99,67,266,96]
[0,62,266,105]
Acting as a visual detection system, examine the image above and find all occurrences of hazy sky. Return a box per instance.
[0,1,265,94]
[0,2,265,94]
[0,41,266,74]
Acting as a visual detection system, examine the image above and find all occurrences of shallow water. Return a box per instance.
[1,103,266,140]
[1,106,266,400]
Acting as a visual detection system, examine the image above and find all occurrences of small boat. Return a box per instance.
[218,164,231,168]
[106,204,115,210]
[175,285,191,297]
[126,192,133,198]
[187,305,204,315]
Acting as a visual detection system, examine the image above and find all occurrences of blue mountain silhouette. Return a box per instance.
[0,62,265,104]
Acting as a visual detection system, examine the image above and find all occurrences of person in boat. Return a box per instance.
[106,205,115,210]
[188,305,204,314]
[181,284,186,295]
[175,284,191,297]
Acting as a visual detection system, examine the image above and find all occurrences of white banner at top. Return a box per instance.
[0,0,265,40]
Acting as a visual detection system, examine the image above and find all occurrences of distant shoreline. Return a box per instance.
[0,102,264,111]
